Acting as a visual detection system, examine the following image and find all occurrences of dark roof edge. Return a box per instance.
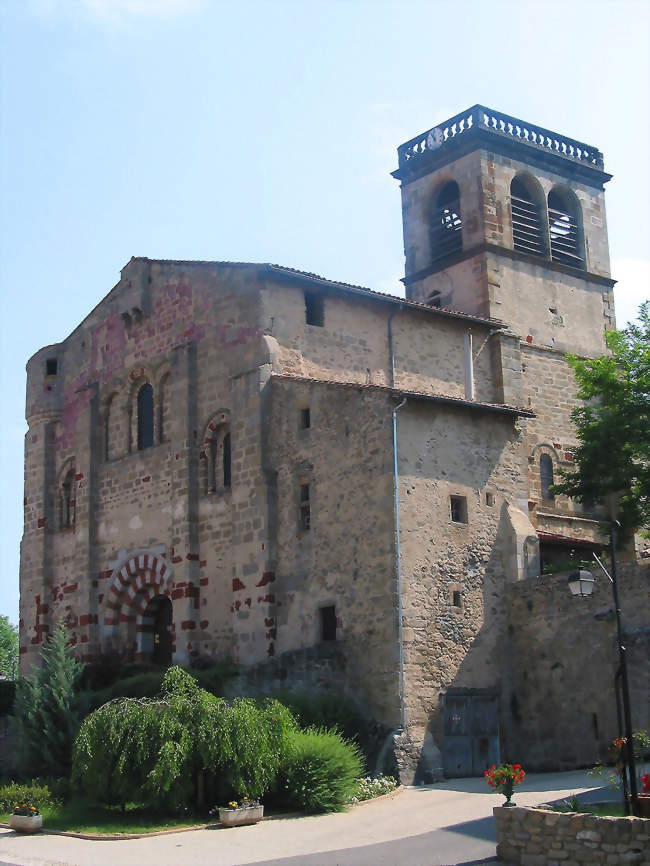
[270,373,534,419]
[263,264,505,329]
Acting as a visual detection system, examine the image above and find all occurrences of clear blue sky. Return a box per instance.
[1,0,649,625]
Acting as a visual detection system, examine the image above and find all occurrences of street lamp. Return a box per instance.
[568,524,639,817]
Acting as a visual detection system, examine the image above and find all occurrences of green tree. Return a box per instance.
[553,301,650,533]
[0,615,18,680]
[14,621,85,778]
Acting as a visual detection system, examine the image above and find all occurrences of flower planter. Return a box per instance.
[9,814,43,833]
[638,794,650,819]
[219,805,264,827]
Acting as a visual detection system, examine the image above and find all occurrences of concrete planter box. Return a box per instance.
[9,814,42,833]
[495,804,649,865]
[219,805,263,827]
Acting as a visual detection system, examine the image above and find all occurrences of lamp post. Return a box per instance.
[567,524,639,817]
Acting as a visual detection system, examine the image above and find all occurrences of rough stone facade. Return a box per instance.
[19,105,649,782]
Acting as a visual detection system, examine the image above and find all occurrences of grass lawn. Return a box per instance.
[4,800,212,835]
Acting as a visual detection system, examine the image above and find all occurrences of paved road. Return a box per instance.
[0,770,614,866]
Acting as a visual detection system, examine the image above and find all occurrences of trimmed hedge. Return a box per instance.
[0,780,65,813]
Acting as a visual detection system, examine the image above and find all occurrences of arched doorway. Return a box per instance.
[141,596,173,665]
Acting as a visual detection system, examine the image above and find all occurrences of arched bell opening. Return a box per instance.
[140,596,173,665]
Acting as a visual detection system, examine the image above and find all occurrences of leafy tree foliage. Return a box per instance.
[14,622,85,778]
[0,615,18,680]
[73,667,297,811]
[554,302,650,533]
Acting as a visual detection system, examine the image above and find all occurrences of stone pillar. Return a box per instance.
[169,341,200,663]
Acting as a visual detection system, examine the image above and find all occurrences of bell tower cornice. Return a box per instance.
[392,105,612,190]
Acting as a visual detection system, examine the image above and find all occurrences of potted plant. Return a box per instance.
[215,796,264,827]
[9,802,42,833]
[639,773,650,819]
[485,763,526,807]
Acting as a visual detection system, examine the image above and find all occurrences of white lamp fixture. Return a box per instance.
[568,569,595,597]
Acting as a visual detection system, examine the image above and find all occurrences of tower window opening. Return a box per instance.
[299,483,311,530]
[137,383,154,450]
[305,292,324,327]
[46,358,58,376]
[319,605,337,641]
[548,189,584,269]
[300,407,311,429]
[222,432,231,488]
[540,454,555,500]
[450,494,468,524]
[430,181,462,264]
[511,177,545,257]
[60,469,75,529]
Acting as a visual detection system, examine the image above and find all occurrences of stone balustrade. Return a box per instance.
[494,804,650,865]
[396,105,605,171]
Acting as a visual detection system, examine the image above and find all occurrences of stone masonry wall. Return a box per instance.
[396,399,530,776]
[494,805,650,866]
[503,561,650,771]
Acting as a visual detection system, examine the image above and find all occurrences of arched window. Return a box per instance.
[548,189,584,269]
[208,426,231,492]
[60,469,75,529]
[430,181,462,264]
[137,383,154,450]
[511,176,545,257]
[540,454,555,500]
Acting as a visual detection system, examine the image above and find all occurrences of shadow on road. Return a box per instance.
[238,819,496,866]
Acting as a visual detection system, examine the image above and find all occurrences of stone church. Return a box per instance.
[20,106,649,781]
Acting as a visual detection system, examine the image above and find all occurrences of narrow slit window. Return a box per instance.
[137,384,154,450]
[319,605,337,641]
[511,177,545,258]
[548,189,584,269]
[300,408,311,430]
[46,358,58,376]
[450,495,468,524]
[452,590,462,608]
[299,483,311,530]
[540,454,555,500]
[222,432,231,488]
[61,470,75,529]
[305,292,324,327]
[430,181,462,264]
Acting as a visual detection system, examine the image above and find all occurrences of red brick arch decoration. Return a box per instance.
[104,553,172,627]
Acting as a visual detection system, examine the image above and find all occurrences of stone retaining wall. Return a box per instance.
[494,805,650,865]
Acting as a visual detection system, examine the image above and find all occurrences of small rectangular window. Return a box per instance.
[485,491,495,507]
[450,495,468,524]
[305,292,324,327]
[299,483,311,530]
[452,590,462,608]
[46,358,58,376]
[300,408,311,430]
[320,605,337,641]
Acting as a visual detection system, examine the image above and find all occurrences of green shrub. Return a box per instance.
[271,691,366,745]
[278,727,364,813]
[0,680,16,717]
[85,661,238,712]
[14,623,85,779]
[73,666,297,812]
[0,780,63,813]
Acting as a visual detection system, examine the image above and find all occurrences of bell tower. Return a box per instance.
[392,105,615,358]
